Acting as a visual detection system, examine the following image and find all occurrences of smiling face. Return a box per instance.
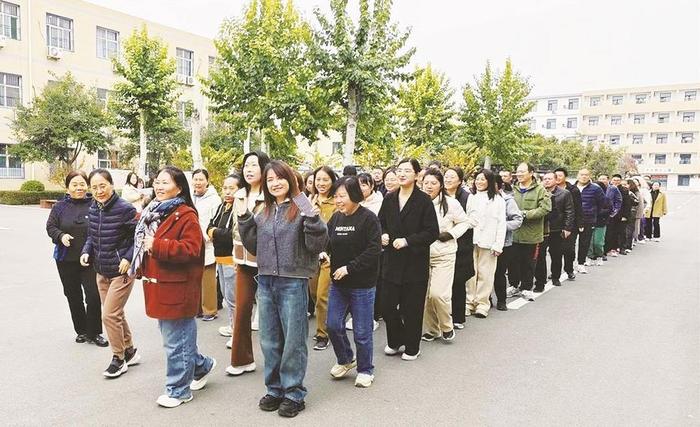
[475,173,488,192]
[333,185,358,215]
[422,174,441,199]
[555,171,567,186]
[266,168,290,202]
[515,163,532,186]
[192,172,208,196]
[90,174,114,203]
[396,162,417,188]
[598,175,609,186]
[652,182,660,191]
[305,174,315,194]
[611,176,621,186]
[243,155,261,187]
[153,171,181,201]
[360,181,373,199]
[444,169,460,193]
[384,171,399,192]
[314,170,333,196]
[67,175,88,199]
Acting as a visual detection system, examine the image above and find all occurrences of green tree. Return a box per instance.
[313,0,415,165]
[10,73,109,178]
[527,135,625,177]
[459,59,534,168]
[111,26,180,176]
[396,64,455,151]
[205,0,325,163]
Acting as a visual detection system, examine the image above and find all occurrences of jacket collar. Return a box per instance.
[398,185,421,220]
[96,192,118,210]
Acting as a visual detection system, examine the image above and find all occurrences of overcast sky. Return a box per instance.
[87,0,700,96]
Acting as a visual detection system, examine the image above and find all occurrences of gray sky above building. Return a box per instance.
[87,0,700,96]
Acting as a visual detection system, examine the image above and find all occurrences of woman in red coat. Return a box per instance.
[130,166,216,408]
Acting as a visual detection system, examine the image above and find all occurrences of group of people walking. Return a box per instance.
[46,154,668,417]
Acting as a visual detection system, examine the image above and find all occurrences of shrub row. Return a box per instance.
[0,191,66,205]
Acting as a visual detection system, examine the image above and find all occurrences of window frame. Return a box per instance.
[590,96,600,107]
[0,143,23,176]
[659,92,671,102]
[681,133,694,144]
[0,72,21,107]
[632,134,643,145]
[610,115,622,125]
[566,117,577,129]
[679,154,692,165]
[46,13,74,51]
[635,94,647,104]
[656,133,668,144]
[546,118,556,129]
[0,1,20,40]
[657,112,670,123]
[685,90,697,101]
[611,95,623,105]
[567,98,579,109]
[654,154,666,165]
[609,135,621,145]
[678,175,690,186]
[682,111,695,122]
[176,48,194,78]
[96,26,119,60]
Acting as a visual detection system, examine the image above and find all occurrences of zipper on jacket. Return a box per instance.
[97,207,102,272]
[272,204,280,275]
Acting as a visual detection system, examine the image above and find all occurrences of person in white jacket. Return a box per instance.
[421,169,476,341]
[192,169,222,321]
[467,169,506,318]
[358,173,384,216]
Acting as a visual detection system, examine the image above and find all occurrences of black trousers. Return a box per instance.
[625,222,636,250]
[563,230,577,275]
[604,219,619,253]
[617,219,630,250]
[55,261,102,337]
[534,236,550,288]
[451,253,475,324]
[577,225,595,265]
[494,245,515,304]
[645,217,661,238]
[548,231,566,281]
[510,243,538,291]
[382,279,428,356]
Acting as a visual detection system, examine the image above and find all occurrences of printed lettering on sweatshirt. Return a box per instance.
[334,225,355,236]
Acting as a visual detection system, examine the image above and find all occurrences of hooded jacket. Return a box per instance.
[512,181,552,244]
[193,185,222,266]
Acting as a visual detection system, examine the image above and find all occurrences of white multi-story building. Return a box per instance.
[527,94,581,139]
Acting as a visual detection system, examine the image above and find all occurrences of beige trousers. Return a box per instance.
[309,262,331,339]
[467,247,498,316]
[423,253,456,335]
[96,273,135,359]
[201,264,218,316]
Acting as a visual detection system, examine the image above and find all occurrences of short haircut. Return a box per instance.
[553,167,568,177]
[342,165,358,176]
[65,170,89,188]
[192,168,210,181]
[611,173,622,179]
[88,168,113,185]
[519,162,536,173]
[330,176,364,203]
[357,172,375,190]
[398,158,421,174]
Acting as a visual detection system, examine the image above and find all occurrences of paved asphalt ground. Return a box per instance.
[1,193,698,426]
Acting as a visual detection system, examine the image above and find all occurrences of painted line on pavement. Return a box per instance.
[506,272,569,310]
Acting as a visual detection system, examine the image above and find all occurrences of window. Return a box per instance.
[590,96,600,106]
[97,149,117,169]
[681,133,694,144]
[659,92,671,102]
[0,72,21,107]
[568,98,579,109]
[96,88,109,108]
[0,1,20,40]
[588,116,599,126]
[586,136,598,143]
[177,101,191,128]
[528,119,536,131]
[631,154,643,164]
[656,133,668,144]
[611,95,623,105]
[567,118,577,128]
[96,27,119,59]
[611,115,622,125]
[654,154,666,165]
[682,112,695,122]
[633,114,645,124]
[547,100,557,112]
[679,154,691,165]
[685,90,697,101]
[546,119,556,129]
[678,175,690,187]
[609,135,620,145]
[657,112,669,123]
[635,94,647,104]
[176,48,193,78]
[0,143,23,178]
[632,134,643,145]
[46,13,73,50]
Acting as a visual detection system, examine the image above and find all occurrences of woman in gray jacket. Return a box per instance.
[237,160,328,418]
[493,175,523,311]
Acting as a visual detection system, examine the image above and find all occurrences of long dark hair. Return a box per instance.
[312,165,338,196]
[262,160,300,221]
[156,166,196,209]
[241,151,271,195]
[424,169,449,216]
[125,171,138,186]
[626,179,639,193]
[303,171,315,196]
[472,168,498,200]
[357,172,375,191]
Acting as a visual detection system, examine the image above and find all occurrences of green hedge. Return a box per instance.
[20,180,46,192]
[0,191,66,205]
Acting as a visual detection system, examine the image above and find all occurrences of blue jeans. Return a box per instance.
[327,284,375,375]
[216,263,236,324]
[256,275,309,403]
[158,318,214,399]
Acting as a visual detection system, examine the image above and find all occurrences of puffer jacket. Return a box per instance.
[579,182,606,225]
[501,191,523,247]
[513,181,552,244]
[81,192,136,279]
[193,185,221,266]
[468,191,507,253]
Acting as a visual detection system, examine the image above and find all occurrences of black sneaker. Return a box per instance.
[442,330,455,341]
[496,302,508,311]
[87,334,109,347]
[124,346,141,366]
[602,256,608,262]
[103,356,127,378]
[278,398,305,418]
[567,272,576,281]
[533,285,544,293]
[313,337,329,351]
[75,334,87,343]
[421,333,435,342]
[552,279,562,287]
[259,394,284,412]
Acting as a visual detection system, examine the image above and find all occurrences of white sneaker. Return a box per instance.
[251,320,259,331]
[454,323,465,330]
[355,373,374,388]
[330,360,357,378]
[595,259,604,266]
[384,345,402,356]
[218,326,233,337]
[190,358,216,391]
[607,251,618,258]
[345,318,353,330]
[584,258,593,266]
[373,320,379,331]
[637,239,647,244]
[401,351,420,361]
[226,338,232,349]
[225,362,256,376]
[156,394,193,408]
[653,238,660,242]
[520,290,535,301]
[577,265,588,274]
[506,286,520,298]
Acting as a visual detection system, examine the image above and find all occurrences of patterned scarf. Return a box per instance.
[129,197,185,276]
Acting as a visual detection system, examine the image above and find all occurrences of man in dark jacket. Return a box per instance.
[537,172,575,288]
[554,167,582,280]
[600,174,622,256]
[612,174,632,255]
[575,168,606,274]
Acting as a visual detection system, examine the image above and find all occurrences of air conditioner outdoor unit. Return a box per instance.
[0,35,7,49]
[185,76,195,86]
[47,46,63,60]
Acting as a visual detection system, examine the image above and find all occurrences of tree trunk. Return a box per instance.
[190,106,203,170]
[138,110,147,178]
[260,128,266,153]
[343,84,359,166]
[243,127,251,154]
